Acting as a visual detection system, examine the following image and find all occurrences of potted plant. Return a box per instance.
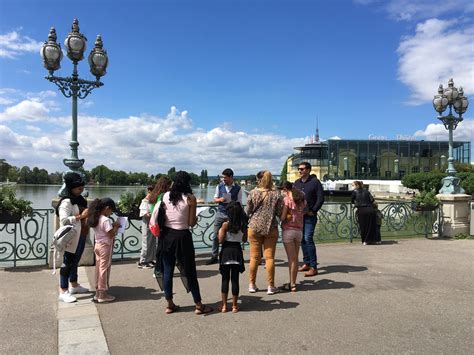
[0,186,33,224]
[116,189,146,220]
[411,191,440,212]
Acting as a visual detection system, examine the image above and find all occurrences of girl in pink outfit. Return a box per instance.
[87,198,120,303]
[280,181,306,292]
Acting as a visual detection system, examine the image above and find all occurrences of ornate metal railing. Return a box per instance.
[112,202,440,259]
[0,203,440,265]
[0,209,54,267]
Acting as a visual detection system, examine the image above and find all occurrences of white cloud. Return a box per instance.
[397,19,474,105]
[0,31,43,59]
[414,118,474,142]
[355,0,474,22]
[0,99,304,174]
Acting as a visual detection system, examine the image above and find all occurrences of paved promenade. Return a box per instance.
[1,238,473,354]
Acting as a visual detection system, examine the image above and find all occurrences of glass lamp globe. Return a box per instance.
[88,35,108,79]
[64,19,87,62]
[40,27,63,73]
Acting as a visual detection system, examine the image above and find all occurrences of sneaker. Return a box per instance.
[69,285,89,294]
[149,261,156,266]
[143,262,154,269]
[205,257,218,265]
[98,294,116,303]
[267,286,279,295]
[59,291,77,303]
[137,262,148,269]
[248,284,258,293]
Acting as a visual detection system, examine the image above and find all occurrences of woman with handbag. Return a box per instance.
[56,172,89,303]
[157,171,213,315]
[245,171,283,295]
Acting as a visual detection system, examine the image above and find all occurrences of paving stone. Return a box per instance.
[59,340,109,355]
[59,315,102,332]
[59,326,106,345]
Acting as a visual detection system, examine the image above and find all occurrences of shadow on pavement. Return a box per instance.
[106,285,163,302]
[3,266,49,273]
[238,295,299,313]
[298,278,354,291]
[318,265,368,275]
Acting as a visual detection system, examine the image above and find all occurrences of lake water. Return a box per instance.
[14,184,242,209]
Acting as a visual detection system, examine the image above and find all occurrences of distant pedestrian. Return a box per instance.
[87,198,121,303]
[293,162,324,277]
[56,172,90,303]
[280,181,306,292]
[157,171,213,315]
[207,168,242,265]
[246,171,283,295]
[373,202,383,245]
[218,201,247,313]
[351,181,376,245]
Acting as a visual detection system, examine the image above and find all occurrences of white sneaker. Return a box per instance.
[59,291,77,303]
[267,286,279,295]
[69,285,89,294]
[248,284,258,293]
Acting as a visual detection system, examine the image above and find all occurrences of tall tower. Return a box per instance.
[315,117,320,143]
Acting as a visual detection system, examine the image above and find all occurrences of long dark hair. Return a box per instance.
[87,198,116,228]
[169,171,193,206]
[149,176,172,204]
[282,181,305,206]
[225,201,248,234]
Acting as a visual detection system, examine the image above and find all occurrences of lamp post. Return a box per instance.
[432,78,468,194]
[41,19,108,196]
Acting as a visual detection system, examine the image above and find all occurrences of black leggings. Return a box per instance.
[221,264,240,296]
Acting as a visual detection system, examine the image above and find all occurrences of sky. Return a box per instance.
[0,0,473,176]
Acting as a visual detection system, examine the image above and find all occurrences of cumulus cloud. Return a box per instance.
[414,118,474,142]
[0,30,43,59]
[0,99,304,174]
[397,19,474,104]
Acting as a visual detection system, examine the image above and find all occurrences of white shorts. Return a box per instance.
[282,229,303,244]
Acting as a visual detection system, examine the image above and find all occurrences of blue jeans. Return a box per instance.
[301,215,318,269]
[162,247,202,303]
[211,212,227,257]
[60,235,86,289]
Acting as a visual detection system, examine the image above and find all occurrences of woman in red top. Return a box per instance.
[280,181,306,292]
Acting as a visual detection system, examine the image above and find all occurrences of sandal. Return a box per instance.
[195,304,213,315]
[290,284,297,292]
[232,305,239,313]
[165,304,180,314]
[280,283,291,291]
[218,303,227,313]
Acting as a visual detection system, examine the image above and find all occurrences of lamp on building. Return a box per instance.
[394,159,399,176]
[41,19,108,196]
[432,78,468,194]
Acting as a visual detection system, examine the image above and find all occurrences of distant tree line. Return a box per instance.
[0,159,211,187]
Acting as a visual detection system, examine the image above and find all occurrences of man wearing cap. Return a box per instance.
[293,162,324,277]
[206,168,242,265]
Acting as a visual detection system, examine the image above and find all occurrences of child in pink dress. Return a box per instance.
[280,181,306,292]
[87,198,120,303]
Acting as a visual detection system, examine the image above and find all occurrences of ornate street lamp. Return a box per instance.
[41,19,108,196]
[432,78,469,194]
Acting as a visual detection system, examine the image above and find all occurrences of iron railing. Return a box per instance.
[0,202,440,265]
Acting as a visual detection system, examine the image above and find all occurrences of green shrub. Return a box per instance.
[117,189,146,215]
[402,172,446,193]
[412,191,440,209]
[454,233,473,240]
[0,186,33,218]
[460,173,474,195]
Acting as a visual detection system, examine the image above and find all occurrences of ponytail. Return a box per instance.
[86,198,102,228]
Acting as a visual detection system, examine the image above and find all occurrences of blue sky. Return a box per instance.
[0,0,473,175]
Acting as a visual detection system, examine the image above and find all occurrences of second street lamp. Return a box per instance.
[432,78,469,194]
[41,18,108,196]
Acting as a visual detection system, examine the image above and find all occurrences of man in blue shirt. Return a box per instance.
[293,162,324,276]
[206,168,242,265]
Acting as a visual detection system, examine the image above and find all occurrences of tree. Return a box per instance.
[90,165,111,184]
[18,166,32,184]
[200,169,209,184]
[167,167,177,180]
[280,157,288,183]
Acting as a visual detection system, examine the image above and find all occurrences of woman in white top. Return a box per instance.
[156,171,213,315]
[56,173,89,303]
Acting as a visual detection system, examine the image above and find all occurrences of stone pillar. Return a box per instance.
[436,194,471,238]
[49,198,94,268]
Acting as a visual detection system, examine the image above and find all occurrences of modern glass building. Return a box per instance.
[287,139,471,182]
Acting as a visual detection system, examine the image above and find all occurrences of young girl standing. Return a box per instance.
[280,181,306,292]
[87,198,120,303]
[218,201,247,313]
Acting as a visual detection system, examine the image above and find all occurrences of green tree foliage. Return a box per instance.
[200,169,209,184]
[90,165,111,184]
[280,158,288,183]
[401,172,446,192]
[460,173,474,195]
[167,167,177,180]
